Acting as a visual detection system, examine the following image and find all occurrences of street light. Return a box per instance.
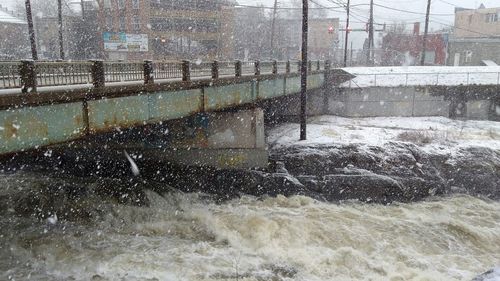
[300,0,308,141]
[58,0,65,60]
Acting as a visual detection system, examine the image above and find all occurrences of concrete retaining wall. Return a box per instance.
[328,86,450,118]
[328,86,494,120]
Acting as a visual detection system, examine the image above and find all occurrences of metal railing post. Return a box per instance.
[20,60,37,93]
[325,60,331,71]
[297,61,301,73]
[308,60,312,72]
[143,60,154,85]
[211,60,219,79]
[317,60,320,71]
[235,60,242,77]
[272,60,278,75]
[182,60,190,82]
[91,60,105,88]
[286,60,291,74]
[254,61,260,76]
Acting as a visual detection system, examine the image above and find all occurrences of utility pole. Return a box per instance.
[421,0,431,66]
[270,0,278,59]
[58,0,65,60]
[350,41,353,66]
[300,0,308,141]
[80,0,85,19]
[25,0,38,60]
[343,0,350,67]
[367,0,374,65]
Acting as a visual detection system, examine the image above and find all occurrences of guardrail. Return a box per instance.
[339,71,500,88]
[0,59,327,93]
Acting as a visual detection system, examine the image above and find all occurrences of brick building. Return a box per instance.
[96,0,235,61]
[382,24,448,66]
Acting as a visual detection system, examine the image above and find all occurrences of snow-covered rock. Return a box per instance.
[268,116,500,203]
[472,268,500,281]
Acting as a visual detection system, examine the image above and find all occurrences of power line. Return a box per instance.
[324,0,371,21]
[234,3,368,11]
[435,0,467,8]
[373,3,455,16]
[430,19,498,37]
[234,4,337,10]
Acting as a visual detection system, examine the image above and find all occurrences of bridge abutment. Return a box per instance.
[157,108,268,169]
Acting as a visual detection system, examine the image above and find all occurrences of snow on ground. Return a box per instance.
[268,116,500,154]
[341,66,500,87]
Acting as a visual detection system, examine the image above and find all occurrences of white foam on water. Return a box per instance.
[0,184,498,281]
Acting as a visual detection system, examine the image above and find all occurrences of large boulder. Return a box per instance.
[272,141,499,203]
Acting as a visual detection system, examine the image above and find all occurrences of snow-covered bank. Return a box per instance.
[341,66,500,87]
[268,116,500,202]
[269,116,500,154]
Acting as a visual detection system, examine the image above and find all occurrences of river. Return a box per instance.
[0,171,499,281]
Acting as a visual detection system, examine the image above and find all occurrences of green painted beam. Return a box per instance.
[0,73,326,155]
[0,103,85,154]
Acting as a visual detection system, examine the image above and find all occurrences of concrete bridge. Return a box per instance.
[1,60,499,168]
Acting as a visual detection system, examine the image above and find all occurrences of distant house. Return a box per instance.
[381,23,448,66]
[448,4,500,66]
[0,4,29,59]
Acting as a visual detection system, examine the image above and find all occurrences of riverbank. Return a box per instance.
[267,116,500,203]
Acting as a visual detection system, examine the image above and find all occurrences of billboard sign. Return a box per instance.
[103,32,148,52]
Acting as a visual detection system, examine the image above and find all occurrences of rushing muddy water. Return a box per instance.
[0,172,499,281]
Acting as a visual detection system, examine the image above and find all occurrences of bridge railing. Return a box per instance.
[339,71,500,88]
[36,61,94,87]
[0,62,22,89]
[153,61,182,80]
[0,59,327,93]
[104,61,144,83]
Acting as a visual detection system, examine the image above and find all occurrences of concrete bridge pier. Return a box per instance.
[141,108,268,169]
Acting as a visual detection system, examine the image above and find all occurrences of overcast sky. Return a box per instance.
[3,0,500,49]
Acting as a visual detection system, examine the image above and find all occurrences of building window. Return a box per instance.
[105,12,113,30]
[117,0,125,9]
[103,0,111,9]
[132,0,139,9]
[119,16,126,31]
[486,13,498,23]
[132,16,140,31]
[465,50,473,63]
